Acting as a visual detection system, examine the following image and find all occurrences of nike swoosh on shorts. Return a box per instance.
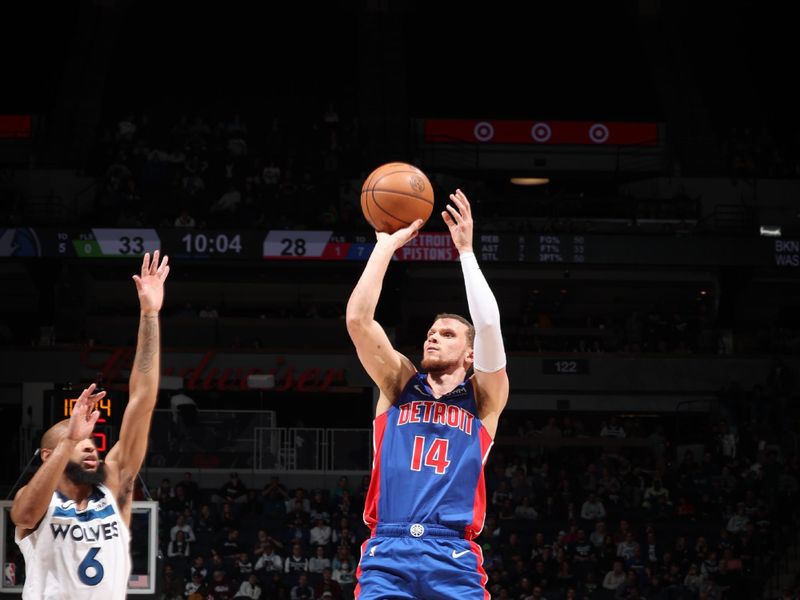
[452,549,471,559]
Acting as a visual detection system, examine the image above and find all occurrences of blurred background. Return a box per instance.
[1,1,799,599]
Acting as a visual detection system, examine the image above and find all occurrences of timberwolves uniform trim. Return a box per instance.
[357,373,493,599]
[15,483,131,600]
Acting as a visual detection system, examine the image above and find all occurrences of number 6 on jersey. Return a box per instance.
[410,436,451,474]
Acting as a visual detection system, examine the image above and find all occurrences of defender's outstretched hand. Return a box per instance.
[66,383,105,442]
[376,219,424,250]
[132,250,170,314]
[442,189,473,254]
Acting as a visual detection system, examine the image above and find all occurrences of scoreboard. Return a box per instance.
[43,387,119,452]
[1,226,799,267]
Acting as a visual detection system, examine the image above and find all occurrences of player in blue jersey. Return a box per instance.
[11,251,169,600]
[346,189,508,599]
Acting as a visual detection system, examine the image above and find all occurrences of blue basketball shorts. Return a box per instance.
[355,523,489,600]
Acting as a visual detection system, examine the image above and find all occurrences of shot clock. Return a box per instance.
[44,387,118,452]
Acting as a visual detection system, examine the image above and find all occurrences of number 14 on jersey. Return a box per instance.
[410,436,451,475]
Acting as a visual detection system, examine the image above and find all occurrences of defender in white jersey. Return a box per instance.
[11,251,170,600]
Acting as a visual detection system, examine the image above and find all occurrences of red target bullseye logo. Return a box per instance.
[589,123,610,144]
[531,122,552,143]
[473,121,495,142]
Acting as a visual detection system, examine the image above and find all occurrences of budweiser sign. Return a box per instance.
[80,348,347,392]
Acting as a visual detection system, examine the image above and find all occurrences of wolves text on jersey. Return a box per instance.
[50,520,121,543]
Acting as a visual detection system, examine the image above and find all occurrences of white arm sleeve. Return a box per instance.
[459,251,506,372]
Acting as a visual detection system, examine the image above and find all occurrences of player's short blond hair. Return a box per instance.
[433,313,475,348]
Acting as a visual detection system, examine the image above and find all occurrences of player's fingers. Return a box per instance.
[456,189,472,214]
[141,252,150,277]
[151,250,160,275]
[158,254,169,272]
[78,383,96,401]
[441,211,455,227]
[89,390,106,401]
[132,274,142,289]
[161,265,171,280]
[450,194,468,216]
[88,410,101,427]
[446,204,464,224]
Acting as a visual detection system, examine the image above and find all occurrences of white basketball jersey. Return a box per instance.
[15,483,131,600]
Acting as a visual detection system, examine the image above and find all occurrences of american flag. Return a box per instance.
[128,574,150,589]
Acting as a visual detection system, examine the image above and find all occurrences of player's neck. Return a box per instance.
[425,368,466,396]
[58,478,96,507]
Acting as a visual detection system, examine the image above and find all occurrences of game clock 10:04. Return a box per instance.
[180,232,243,255]
[59,394,115,452]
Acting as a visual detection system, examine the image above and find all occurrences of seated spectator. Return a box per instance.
[170,514,196,542]
[617,532,640,560]
[252,528,283,557]
[262,476,290,516]
[514,495,538,520]
[285,542,309,581]
[683,563,704,594]
[184,572,206,599]
[613,571,640,599]
[285,488,311,516]
[174,208,196,228]
[188,554,208,583]
[331,517,356,549]
[285,515,309,546]
[160,563,183,600]
[234,552,253,578]
[726,502,750,534]
[331,476,350,503]
[590,521,607,549]
[603,560,626,591]
[309,545,332,574]
[642,478,670,510]
[220,502,240,531]
[600,417,626,438]
[167,530,191,566]
[155,478,174,508]
[208,550,229,579]
[309,490,331,522]
[289,573,314,600]
[171,485,194,515]
[254,543,283,574]
[207,569,235,600]
[331,545,354,572]
[233,573,262,599]
[492,480,513,508]
[216,472,248,504]
[222,529,242,557]
[309,516,332,548]
[314,567,343,600]
[580,492,606,521]
[332,559,355,597]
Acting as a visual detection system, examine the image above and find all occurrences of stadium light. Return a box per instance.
[510,177,550,186]
[759,226,781,237]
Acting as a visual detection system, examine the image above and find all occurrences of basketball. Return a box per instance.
[360,162,434,233]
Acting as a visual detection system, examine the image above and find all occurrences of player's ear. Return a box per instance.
[40,448,52,463]
[465,348,474,365]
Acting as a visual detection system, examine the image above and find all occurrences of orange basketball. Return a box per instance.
[360,162,434,233]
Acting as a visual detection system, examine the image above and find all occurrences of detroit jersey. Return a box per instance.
[363,373,493,537]
[16,483,131,600]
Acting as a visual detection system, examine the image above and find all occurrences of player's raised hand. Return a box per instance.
[132,250,170,314]
[442,189,474,254]
[376,219,424,250]
[66,383,104,442]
